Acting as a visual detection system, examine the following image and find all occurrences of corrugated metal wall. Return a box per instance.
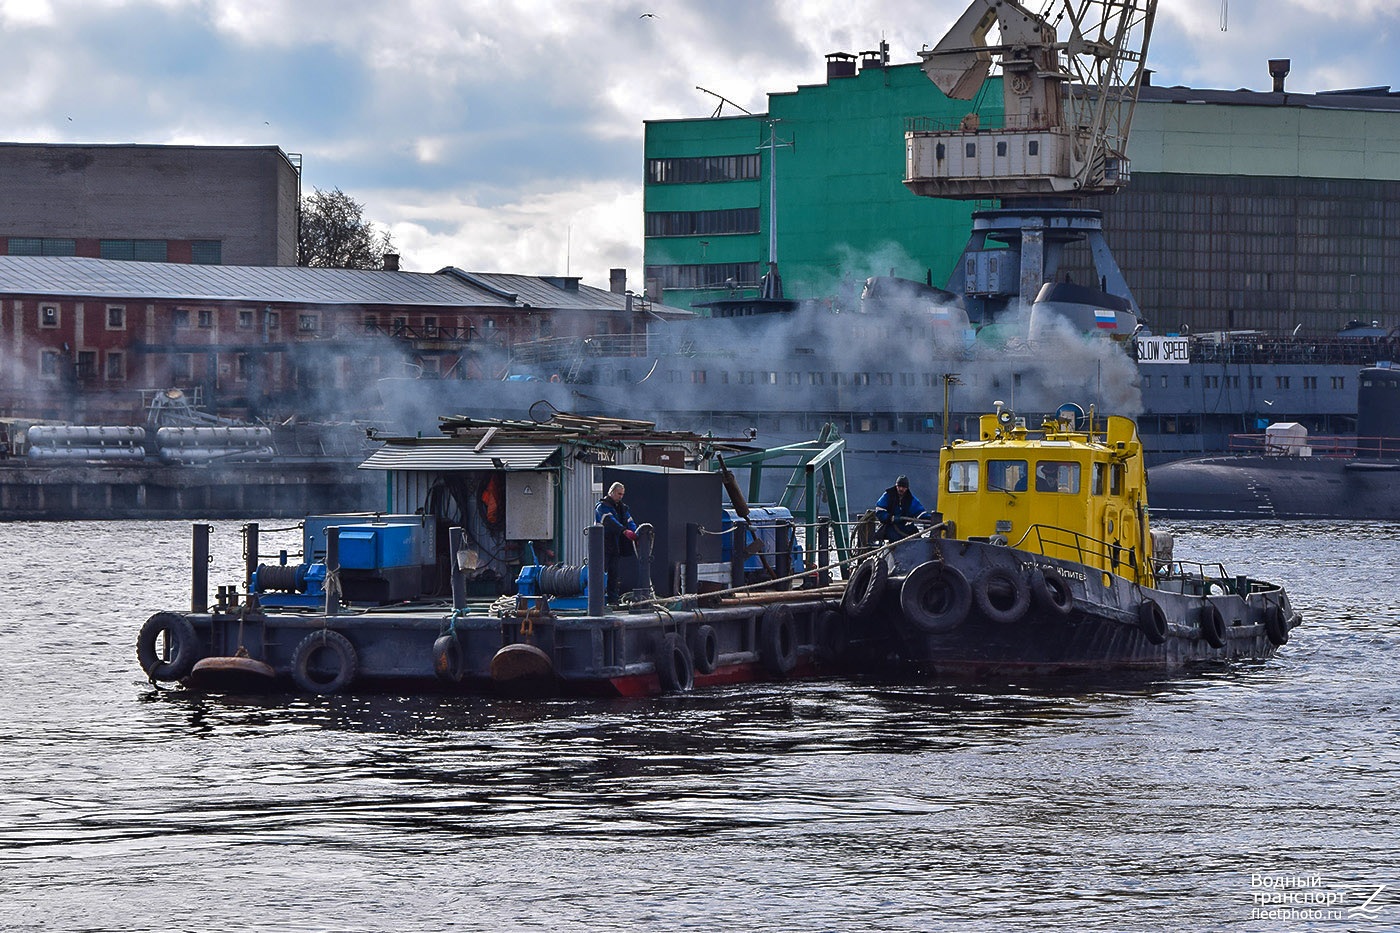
[1063,173,1400,336]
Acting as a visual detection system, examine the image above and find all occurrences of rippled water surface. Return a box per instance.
[0,519,1396,931]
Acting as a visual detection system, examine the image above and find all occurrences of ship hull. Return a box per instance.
[846,537,1299,675]
[1148,455,1400,520]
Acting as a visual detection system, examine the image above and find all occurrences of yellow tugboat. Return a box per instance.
[842,403,1301,674]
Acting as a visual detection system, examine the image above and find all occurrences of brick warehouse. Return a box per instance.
[0,257,686,425]
[0,143,300,267]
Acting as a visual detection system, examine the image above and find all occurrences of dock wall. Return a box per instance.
[0,459,380,520]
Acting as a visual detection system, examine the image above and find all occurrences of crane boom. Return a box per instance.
[906,0,1157,199]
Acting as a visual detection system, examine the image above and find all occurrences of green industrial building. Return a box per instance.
[643,52,1400,336]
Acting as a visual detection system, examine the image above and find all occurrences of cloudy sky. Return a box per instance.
[2,0,1396,289]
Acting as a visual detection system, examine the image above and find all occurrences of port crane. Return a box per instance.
[906,0,1157,327]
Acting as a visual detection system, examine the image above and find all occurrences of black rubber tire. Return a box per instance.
[1263,604,1289,646]
[1198,601,1226,648]
[974,566,1031,624]
[841,558,888,622]
[292,629,358,694]
[759,606,798,675]
[689,624,719,675]
[1029,566,1075,617]
[1138,599,1168,645]
[656,633,694,692]
[432,633,466,683]
[899,562,972,634]
[817,609,847,662]
[137,611,201,682]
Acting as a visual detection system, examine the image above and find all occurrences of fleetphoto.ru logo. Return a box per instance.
[1248,872,1390,923]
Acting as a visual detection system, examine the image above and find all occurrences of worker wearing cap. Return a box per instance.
[595,482,638,604]
[875,475,928,542]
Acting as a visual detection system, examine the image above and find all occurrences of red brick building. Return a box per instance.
[0,257,687,424]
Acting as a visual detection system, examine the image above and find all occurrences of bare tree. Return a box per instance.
[297,187,397,269]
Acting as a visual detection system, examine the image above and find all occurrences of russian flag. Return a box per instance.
[1093,309,1117,329]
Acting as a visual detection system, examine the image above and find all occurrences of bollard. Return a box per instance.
[684,522,700,595]
[244,522,259,593]
[191,523,212,613]
[730,521,748,589]
[776,521,792,580]
[450,527,467,611]
[633,523,656,603]
[586,523,605,616]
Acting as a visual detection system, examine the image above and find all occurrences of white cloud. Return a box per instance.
[0,0,1396,290]
[371,180,641,290]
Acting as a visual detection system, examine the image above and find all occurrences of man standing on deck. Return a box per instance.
[875,475,928,542]
[595,482,638,604]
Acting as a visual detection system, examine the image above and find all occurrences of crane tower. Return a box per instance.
[906,0,1157,329]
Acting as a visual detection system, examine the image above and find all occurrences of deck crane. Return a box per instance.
[905,0,1157,330]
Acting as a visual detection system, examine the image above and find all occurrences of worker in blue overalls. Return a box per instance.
[875,474,928,541]
[595,482,638,604]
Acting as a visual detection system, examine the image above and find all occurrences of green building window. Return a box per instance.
[647,155,761,184]
[644,262,761,290]
[645,208,760,238]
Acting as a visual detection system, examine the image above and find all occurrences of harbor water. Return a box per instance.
[0,519,1396,931]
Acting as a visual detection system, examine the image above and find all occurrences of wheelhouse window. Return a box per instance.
[1092,462,1106,495]
[1034,460,1081,493]
[947,461,979,493]
[987,459,1028,492]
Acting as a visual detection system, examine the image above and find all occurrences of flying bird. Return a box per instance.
[640,12,657,18]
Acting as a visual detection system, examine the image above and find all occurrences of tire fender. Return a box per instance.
[656,632,694,692]
[292,629,358,694]
[432,634,466,683]
[759,606,798,675]
[816,609,847,663]
[973,566,1031,624]
[841,558,888,622]
[1198,601,1226,649]
[899,562,972,634]
[689,624,719,675]
[1029,566,1075,617]
[137,611,201,682]
[1263,603,1289,647]
[1138,599,1168,645]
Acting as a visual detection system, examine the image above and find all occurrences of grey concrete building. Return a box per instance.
[0,144,300,266]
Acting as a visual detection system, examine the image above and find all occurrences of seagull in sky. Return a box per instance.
[640,12,657,18]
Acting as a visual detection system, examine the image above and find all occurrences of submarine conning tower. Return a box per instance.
[1357,364,1400,457]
